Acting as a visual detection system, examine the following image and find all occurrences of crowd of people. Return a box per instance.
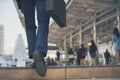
[46,27,120,66]
[67,40,99,66]
[70,27,120,66]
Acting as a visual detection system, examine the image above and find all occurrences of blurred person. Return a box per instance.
[56,48,61,61]
[80,44,87,65]
[16,0,50,76]
[76,48,81,65]
[73,50,77,66]
[51,58,56,66]
[46,56,51,66]
[68,48,75,66]
[111,27,120,65]
[89,40,99,65]
[104,49,111,65]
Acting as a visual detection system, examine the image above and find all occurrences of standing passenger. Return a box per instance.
[80,44,87,65]
[56,48,61,61]
[68,48,75,66]
[89,40,99,65]
[111,27,120,65]
[76,48,81,65]
[104,49,111,65]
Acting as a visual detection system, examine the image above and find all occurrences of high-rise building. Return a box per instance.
[12,34,27,67]
[0,25,4,56]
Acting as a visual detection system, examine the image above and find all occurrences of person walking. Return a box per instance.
[89,40,99,65]
[104,49,111,65]
[68,48,75,66]
[76,48,81,65]
[111,27,120,65]
[16,0,50,76]
[80,44,87,65]
[56,48,61,61]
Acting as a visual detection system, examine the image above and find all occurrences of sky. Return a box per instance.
[0,0,27,55]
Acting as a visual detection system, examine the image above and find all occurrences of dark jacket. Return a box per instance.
[104,52,111,58]
[16,0,22,9]
[89,44,98,58]
[89,45,98,54]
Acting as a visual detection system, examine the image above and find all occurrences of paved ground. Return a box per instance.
[68,78,120,80]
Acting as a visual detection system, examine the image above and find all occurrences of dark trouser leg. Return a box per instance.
[22,0,36,58]
[35,0,50,57]
[77,58,80,65]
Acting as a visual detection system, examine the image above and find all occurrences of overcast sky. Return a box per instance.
[0,0,27,55]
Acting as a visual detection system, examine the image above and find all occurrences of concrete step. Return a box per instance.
[0,65,120,80]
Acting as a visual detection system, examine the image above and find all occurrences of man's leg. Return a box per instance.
[32,0,50,77]
[35,0,50,57]
[22,0,36,59]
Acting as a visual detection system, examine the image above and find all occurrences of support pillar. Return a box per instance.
[116,0,120,31]
[57,42,63,53]
[93,17,97,44]
[63,35,67,55]
[70,30,73,48]
[79,26,82,47]
[63,35,67,66]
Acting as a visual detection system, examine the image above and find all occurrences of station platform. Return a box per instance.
[0,65,120,80]
[69,78,120,80]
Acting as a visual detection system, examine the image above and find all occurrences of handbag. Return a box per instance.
[46,0,66,28]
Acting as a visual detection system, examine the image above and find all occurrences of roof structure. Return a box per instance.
[48,0,119,48]
[14,0,120,49]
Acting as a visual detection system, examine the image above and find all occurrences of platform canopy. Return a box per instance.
[14,0,120,48]
[48,0,119,48]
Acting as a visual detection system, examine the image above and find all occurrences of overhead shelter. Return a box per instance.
[14,0,120,50]
[48,0,120,49]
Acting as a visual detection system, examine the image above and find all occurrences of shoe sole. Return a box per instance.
[33,51,46,77]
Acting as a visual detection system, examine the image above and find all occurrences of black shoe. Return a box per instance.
[29,55,33,59]
[33,51,46,77]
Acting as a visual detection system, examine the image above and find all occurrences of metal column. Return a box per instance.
[63,35,68,66]
[63,35,67,55]
[70,30,73,48]
[116,0,120,31]
[79,26,82,47]
[93,16,97,44]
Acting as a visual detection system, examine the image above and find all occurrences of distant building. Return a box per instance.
[12,34,27,67]
[0,25,4,56]
[0,56,6,67]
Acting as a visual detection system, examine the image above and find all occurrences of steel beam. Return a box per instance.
[65,14,116,42]
[66,0,74,10]
[116,0,120,31]
[67,13,90,20]
[79,23,82,47]
[63,35,67,54]
[93,14,97,44]
[70,30,73,48]
[75,0,115,7]
[62,8,115,42]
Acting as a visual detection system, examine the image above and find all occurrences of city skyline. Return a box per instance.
[0,0,27,55]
